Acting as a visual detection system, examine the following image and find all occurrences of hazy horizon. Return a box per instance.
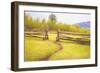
[25,11,91,24]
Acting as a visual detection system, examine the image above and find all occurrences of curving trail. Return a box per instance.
[39,41,63,60]
[39,32,63,60]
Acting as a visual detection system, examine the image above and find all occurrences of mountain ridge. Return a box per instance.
[76,21,90,28]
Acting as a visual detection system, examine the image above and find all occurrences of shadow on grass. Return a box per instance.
[59,39,90,45]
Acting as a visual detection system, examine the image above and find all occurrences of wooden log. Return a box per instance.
[25,31,44,34]
[44,30,49,40]
[60,36,90,45]
[59,31,90,36]
[25,30,49,40]
[56,30,60,41]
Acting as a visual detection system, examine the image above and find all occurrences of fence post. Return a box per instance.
[46,29,48,39]
[56,29,60,41]
[44,29,48,40]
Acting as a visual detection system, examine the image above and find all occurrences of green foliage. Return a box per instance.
[49,13,56,23]
[24,14,34,28]
[24,14,90,34]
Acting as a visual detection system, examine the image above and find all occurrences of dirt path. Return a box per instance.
[40,41,63,60]
[39,32,63,60]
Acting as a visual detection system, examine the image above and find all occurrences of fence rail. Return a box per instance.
[25,29,48,40]
[58,31,90,36]
[56,30,90,44]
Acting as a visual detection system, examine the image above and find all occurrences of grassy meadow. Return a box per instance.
[24,32,90,61]
[24,12,90,61]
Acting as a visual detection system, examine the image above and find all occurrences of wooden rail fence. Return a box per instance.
[56,30,90,44]
[25,29,48,40]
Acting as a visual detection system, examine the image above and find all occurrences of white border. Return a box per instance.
[18,5,96,68]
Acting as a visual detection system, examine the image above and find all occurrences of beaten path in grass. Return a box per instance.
[36,32,64,60]
[40,41,63,60]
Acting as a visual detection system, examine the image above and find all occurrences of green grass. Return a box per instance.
[49,40,90,60]
[24,37,59,61]
[48,32,57,41]
[24,31,90,61]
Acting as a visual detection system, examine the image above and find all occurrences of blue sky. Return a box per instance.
[25,11,90,24]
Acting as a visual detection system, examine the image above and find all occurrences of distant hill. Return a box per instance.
[77,21,90,28]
